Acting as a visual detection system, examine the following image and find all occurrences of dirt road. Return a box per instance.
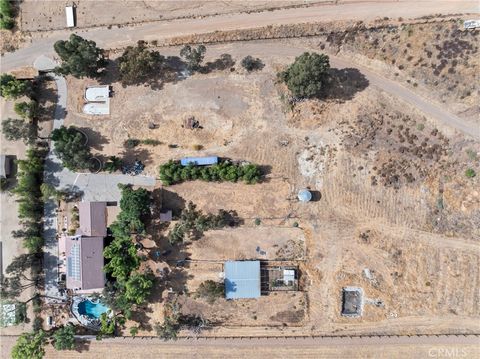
[1,334,479,358]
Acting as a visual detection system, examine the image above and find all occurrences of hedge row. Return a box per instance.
[158,160,262,186]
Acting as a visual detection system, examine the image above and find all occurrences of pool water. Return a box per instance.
[77,299,109,319]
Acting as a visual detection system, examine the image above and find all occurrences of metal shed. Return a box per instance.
[224,261,261,299]
[180,156,218,166]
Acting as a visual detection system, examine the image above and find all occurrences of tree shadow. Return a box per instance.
[74,339,91,353]
[33,75,59,123]
[160,189,187,217]
[98,59,120,85]
[76,127,109,151]
[130,305,154,331]
[202,54,235,73]
[319,68,369,102]
[120,147,153,166]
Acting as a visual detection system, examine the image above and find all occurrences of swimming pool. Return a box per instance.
[77,299,109,319]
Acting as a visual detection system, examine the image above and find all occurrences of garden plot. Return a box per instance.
[190,227,305,261]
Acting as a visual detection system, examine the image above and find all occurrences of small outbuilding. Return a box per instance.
[224,261,261,299]
[181,156,219,166]
[341,287,364,317]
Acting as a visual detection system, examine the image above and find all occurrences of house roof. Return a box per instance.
[65,236,105,291]
[78,202,107,237]
[224,261,261,299]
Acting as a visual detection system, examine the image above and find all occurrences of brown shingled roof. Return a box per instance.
[78,202,107,237]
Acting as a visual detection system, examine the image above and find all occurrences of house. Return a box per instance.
[224,261,261,299]
[77,201,107,237]
[65,235,105,293]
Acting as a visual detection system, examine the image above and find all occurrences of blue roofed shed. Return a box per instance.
[224,261,261,299]
[181,156,218,166]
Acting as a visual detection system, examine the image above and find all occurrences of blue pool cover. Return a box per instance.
[180,156,218,166]
[224,261,261,299]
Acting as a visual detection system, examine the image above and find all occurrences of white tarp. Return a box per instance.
[85,86,110,102]
[464,20,480,29]
[83,102,110,115]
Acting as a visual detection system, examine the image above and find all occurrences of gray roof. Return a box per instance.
[78,202,107,237]
[224,261,261,299]
[66,236,105,291]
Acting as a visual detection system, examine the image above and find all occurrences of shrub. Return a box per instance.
[0,0,14,29]
[158,159,261,186]
[465,168,476,178]
[104,156,122,173]
[279,52,330,98]
[254,218,261,226]
[241,56,264,71]
[196,280,224,303]
[141,139,162,146]
[14,101,38,120]
[0,74,30,99]
[192,144,203,151]
[124,138,140,149]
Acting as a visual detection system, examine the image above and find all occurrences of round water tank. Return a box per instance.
[298,189,312,202]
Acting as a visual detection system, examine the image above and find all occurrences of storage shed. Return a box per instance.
[224,261,261,299]
[181,156,218,166]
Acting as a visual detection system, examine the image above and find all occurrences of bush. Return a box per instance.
[0,74,31,99]
[0,0,14,30]
[192,144,203,151]
[279,52,330,98]
[241,56,264,71]
[141,139,162,146]
[14,101,38,120]
[158,160,262,186]
[196,280,224,303]
[124,138,140,149]
[465,168,476,178]
[104,156,122,173]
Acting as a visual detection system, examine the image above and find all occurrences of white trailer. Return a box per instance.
[65,6,75,28]
[464,20,480,30]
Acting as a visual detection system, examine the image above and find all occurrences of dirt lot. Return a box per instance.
[46,18,480,337]
[19,0,321,32]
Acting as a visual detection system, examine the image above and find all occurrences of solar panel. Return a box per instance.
[67,243,81,281]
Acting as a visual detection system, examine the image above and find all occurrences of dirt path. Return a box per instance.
[2,334,479,359]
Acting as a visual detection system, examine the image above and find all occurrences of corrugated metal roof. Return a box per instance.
[224,261,261,299]
[180,156,218,166]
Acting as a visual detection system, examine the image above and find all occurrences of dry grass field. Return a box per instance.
[54,19,480,337]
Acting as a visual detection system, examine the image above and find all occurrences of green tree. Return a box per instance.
[53,34,106,78]
[51,126,91,171]
[0,74,30,99]
[104,156,122,173]
[196,280,224,303]
[241,56,263,71]
[0,0,15,29]
[11,330,46,359]
[1,118,36,144]
[103,236,140,281]
[14,100,39,120]
[279,52,330,98]
[180,45,206,72]
[118,41,165,85]
[116,185,151,233]
[124,272,154,305]
[52,325,75,351]
[97,312,116,338]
